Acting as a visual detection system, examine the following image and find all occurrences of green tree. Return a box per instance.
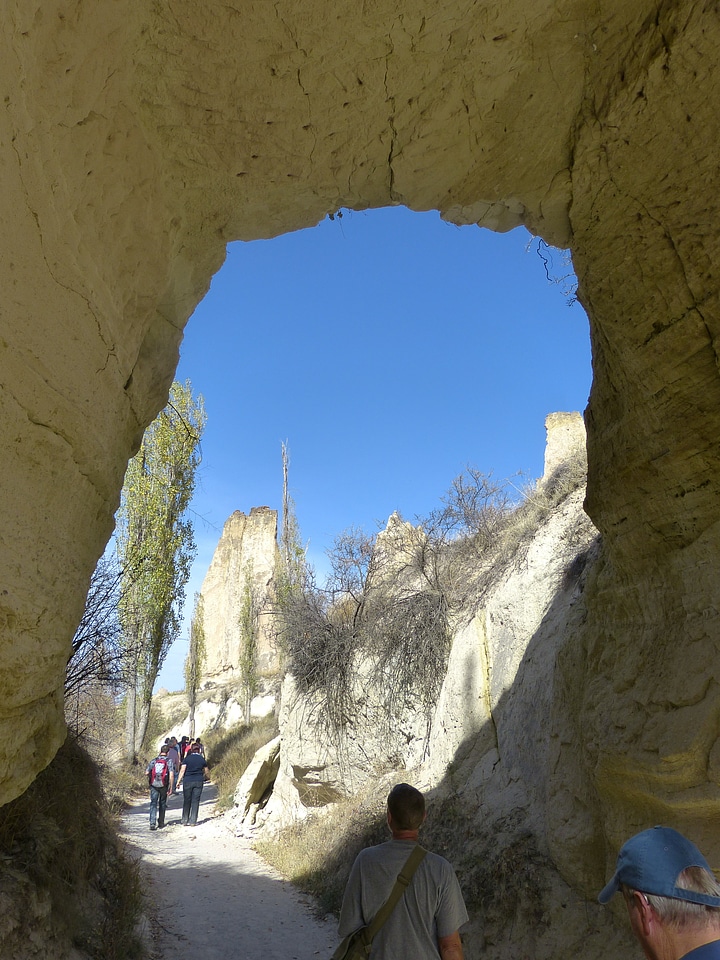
[184,591,206,738]
[280,441,307,595]
[275,441,309,666]
[238,561,260,725]
[116,380,206,761]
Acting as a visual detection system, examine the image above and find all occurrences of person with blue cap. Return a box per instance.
[599,825,720,960]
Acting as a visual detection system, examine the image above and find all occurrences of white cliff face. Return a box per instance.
[151,506,282,744]
[200,507,280,680]
[426,484,598,812]
[276,495,596,824]
[269,414,596,820]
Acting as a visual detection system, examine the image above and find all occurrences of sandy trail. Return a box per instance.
[121,784,337,960]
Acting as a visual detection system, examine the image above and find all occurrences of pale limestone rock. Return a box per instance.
[200,508,280,679]
[543,411,586,483]
[268,420,631,957]
[154,682,277,746]
[230,735,281,833]
[272,416,596,823]
[176,690,276,739]
[263,673,366,831]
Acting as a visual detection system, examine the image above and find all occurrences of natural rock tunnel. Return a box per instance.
[2,0,720,896]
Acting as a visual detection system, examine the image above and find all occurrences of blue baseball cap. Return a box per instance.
[598,826,720,907]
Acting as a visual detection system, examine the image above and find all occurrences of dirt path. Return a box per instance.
[121,784,337,960]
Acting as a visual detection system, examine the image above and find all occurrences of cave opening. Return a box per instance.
[157,205,592,690]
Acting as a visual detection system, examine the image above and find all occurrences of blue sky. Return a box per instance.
[155,206,591,691]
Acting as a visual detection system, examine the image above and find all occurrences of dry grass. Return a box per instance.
[103,761,152,816]
[204,714,279,811]
[256,790,388,916]
[257,787,553,932]
[0,734,146,959]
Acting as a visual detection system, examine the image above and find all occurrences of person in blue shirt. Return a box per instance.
[175,742,209,826]
[599,826,720,960]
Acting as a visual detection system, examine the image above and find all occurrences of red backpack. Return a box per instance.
[148,755,170,788]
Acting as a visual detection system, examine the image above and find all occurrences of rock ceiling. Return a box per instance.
[1,2,719,888]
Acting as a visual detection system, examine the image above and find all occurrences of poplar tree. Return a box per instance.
[184,592,206,738]
[116,380,206,761]
[275,441,310,667]
[238,561,260,725]
[278,441,307,598]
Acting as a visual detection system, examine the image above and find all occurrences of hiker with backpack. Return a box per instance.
[145,743,175,831]
[336,783,467,960]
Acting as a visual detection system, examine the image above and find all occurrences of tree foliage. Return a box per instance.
[274,441,310,666]
[278,441,308,596]
[65,552,130,746]
[116,379,206,761]
[184,592,206,738]
[238,561,261,725]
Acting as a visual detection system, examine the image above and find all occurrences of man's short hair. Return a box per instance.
[159,744,169,754]
[387,783,425,830]
[623,867,720,931]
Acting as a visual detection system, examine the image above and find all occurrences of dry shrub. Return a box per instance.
[256,788,390,916]
[102,762,151,817]
[368,589,450,715]
[280,559,452,737]
[283,587,357,732]
[459,454,590,606]
[278,455,588,743]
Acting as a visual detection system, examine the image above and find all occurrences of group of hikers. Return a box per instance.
[145,735,210,831]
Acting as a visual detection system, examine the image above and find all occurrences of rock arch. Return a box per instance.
[2,1,719,887]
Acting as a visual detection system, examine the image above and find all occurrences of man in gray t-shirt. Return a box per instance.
[338,783,468,960]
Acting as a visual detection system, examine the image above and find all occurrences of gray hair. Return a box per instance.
[624,866,720,930]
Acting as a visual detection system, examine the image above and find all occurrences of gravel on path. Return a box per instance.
[121,784,338,960]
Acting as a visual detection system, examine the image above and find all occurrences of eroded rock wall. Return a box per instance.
[0,3,718,921]
[554,3,720,895]
[269,415,593,821]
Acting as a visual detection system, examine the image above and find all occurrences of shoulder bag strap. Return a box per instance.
[366,844,427,940]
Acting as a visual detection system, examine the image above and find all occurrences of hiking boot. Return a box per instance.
[150,825,157,831]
